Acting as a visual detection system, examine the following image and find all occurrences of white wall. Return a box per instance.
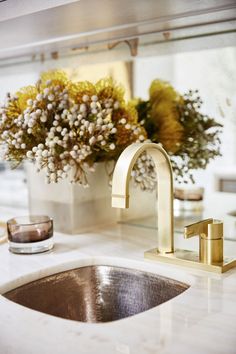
[0,71,38,102]
[133,55,175,99]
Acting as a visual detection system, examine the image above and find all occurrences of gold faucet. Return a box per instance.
[112,142,236,273]
[112,142,174,254]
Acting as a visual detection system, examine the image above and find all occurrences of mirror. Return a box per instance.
[0,38,235,238]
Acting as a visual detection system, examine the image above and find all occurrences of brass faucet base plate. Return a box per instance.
[144,248,236,274]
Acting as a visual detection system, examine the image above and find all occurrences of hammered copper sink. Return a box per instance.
[3,265,189,323]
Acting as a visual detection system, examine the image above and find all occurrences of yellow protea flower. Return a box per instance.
[149,80,184,153]
[16,86,38,111]
[126,102,140,124]
[68,77,125,105]
[69,81,96,101]
[39,70,69,88]
[96,77,125,106]
[149,79,180,102]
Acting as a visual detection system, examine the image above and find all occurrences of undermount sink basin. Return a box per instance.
[3,265,189,323]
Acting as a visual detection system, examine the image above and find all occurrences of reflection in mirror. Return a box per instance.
[134,47,236,186]
[0,44,235,238]
[126,46,236,238]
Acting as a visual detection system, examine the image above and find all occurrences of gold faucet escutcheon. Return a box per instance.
[112,142,236,273]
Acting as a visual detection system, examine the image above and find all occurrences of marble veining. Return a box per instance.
[0,223,236,354]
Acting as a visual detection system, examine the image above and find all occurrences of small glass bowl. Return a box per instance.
[7,215,54,254]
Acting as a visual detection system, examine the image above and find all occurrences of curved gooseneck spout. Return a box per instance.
[112,143,174,254]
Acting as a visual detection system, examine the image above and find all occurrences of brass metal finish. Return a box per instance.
[145,218,236,273]
[108,38,139,56]
[112,143,174,254]
[3,265,189,323]
[0,221,7,244]
[112,143,236,273]
[145,248,236,274]
[200,238,223,265]
[184,219,224,264]
[184,218,213,240]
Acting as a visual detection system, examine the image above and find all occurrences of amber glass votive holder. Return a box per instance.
[7,215,54,254]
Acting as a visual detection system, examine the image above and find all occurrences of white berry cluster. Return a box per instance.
[131,152,156,190]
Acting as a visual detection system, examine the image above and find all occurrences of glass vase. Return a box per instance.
[26,163,118,234]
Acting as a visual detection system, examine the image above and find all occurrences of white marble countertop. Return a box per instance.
[0,223,236,354]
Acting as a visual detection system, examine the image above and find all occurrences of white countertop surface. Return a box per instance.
[0,222,236,354]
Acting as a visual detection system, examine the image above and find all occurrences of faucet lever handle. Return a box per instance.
[184,218,224,264]
[184,218,213,239]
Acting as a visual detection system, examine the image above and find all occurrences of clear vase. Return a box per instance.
[26,163,118,234]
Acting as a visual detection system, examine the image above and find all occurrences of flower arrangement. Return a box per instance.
[0,71,222,190]
[133,80,222,184]
[0,71,146,185]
